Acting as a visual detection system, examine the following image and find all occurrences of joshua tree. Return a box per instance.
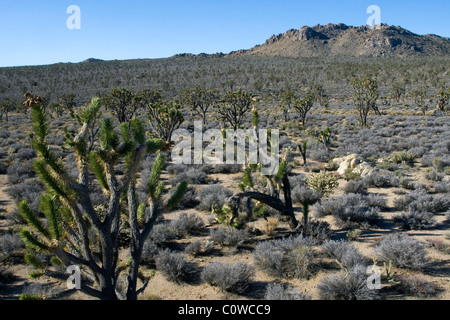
[352,77,379,127]
[181,85,218,125]
[435,86,449,114]
[236,160,299,230]
[0,99,14,121]
[19,95,187,300]
[147,100,184,144]
[58,93,76,112]
[310,84,329,108]
[390,82,406,104]
[293,92,315,127]
[413,85,429,116]
[66,97,102,152]
[102,88,142,124]
[318,127,332,151]
[298,141,308,166]
[217,89,254,130]
[278,89,295,122]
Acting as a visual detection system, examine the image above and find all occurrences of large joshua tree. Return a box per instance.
[19,96,187,300]
[352,77,380,127]
[217,89,254,130]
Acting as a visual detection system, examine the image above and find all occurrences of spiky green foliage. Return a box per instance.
[89,153,109,192]
[167,180,188,210]
[236,160,299,230]
[293,92,315,126]
[39,195,63,240]
[319,127,332,150]
[307,171,339,198]
[19,97,186,300]
[147,101,184,142]
[18,200,50,239]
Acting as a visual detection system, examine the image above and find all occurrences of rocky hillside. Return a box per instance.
[228,23,450,58]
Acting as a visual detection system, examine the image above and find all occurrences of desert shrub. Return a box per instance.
[425,169,444,182]
[306,171,339,197]
[201,261,253,294]
[364,194,388,210]
[433,181,450,194]
[254,235,316,279]
[302,219,331,244]
[211,164,242,174]
[391,151,415,165]
[169,167,208,186]
[343,179,368,195]
[291,185,322,205]
[148,223,177,246]
[155,249,190,283]
[13,148,36,161]
[312,198,340,217]
[140,240,160,264]
[394,190,450,214]
[397,274,439,298]
[317,265,379,300]
[209,227,248,249]
[407,147,427,158]
[309,146,330,162]
[185,239,213,257]
[264,283,311,300]
[313,193,381,218]
[166,164,188,175]
[322,240,366,269]
[0,233,24,255]
[363,170,399,188]
[375,233,428,270]
[393,208,438,230]
[0,269,16,291]
[6,180,43,212]
[148,213,205,245]
[6,163,35,184]
[173,186,199,209]
[0,162,6,174]
[19,283,56,300]
[333,206,381,229]
[170,213,205,237]
[197,185,233,211]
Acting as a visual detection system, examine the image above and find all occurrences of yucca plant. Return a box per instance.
[352,77,380,127]
[147,100,184,143]
[237,159,299,230]
[19,95,187,300]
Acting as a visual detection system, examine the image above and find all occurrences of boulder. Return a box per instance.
[333,154,375,177]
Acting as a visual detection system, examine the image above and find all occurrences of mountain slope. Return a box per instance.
[228,23,450,58]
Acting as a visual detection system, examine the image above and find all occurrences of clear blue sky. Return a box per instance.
[0,0,449,67]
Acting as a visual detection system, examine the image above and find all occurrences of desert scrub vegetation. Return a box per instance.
[155,249,192,283]
[201,261,254,294]
[0,54,449,301]
[254,235,317,279]
[317,265,379,300]
[313,193,386,229]
[397,274,440,298]
[375,233,428,270]
[322,240,367,269]
[264,283,311,300]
